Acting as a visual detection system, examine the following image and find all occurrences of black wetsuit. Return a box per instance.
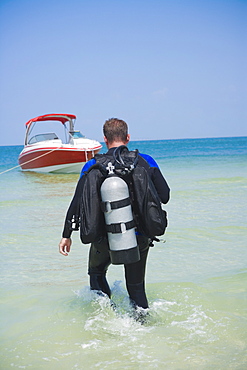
[62,148,170,309]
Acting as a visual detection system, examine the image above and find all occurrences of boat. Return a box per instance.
[18,113,102,173]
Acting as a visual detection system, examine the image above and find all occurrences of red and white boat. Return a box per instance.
[18,113,102,173]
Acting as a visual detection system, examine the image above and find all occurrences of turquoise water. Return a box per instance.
[1,137,247,369]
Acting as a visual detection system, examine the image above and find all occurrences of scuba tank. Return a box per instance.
[100,161,140,265]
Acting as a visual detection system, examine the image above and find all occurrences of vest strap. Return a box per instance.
[101,197,131,212]
[106,219,135,234]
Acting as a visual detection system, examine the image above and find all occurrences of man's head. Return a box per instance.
[103,118,130,148]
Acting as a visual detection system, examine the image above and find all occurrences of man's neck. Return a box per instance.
[107,141,127,149]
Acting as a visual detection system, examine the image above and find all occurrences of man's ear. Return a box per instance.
[125,134,130,144]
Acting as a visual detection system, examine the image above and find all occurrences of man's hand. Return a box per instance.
[59,238,72,256]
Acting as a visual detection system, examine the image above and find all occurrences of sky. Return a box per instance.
[0,0,246,146]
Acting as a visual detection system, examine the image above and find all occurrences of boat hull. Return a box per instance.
[18,147,100,173]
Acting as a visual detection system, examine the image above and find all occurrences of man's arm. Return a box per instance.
[150,167,170,204]
[59,173,86,255]
[139,153,170,204]
[59,158,97,255]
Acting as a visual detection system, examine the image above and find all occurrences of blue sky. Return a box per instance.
[0,0,246,146]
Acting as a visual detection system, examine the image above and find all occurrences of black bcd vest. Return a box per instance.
[72,146,167,244]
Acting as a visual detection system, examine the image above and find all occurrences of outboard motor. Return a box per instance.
[100,162,140,265]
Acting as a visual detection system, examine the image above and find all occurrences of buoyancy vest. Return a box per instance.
[72,146,168,244]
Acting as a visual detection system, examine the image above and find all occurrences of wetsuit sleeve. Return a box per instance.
[139,153,170,204]
[150,167,170,204]
[62,176,85,238]
[62,159,97,237]
[62,159,96,237]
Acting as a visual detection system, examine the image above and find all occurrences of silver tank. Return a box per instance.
[100,175,140,264]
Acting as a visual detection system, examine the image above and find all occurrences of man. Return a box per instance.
[59,118,170,310]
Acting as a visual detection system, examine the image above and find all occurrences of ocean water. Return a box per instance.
[0,137,246,369]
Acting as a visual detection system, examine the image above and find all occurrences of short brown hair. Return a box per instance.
[103,118,128,144]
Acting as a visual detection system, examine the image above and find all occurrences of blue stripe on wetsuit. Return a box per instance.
[80,153,159,178]
[80,158,96,177]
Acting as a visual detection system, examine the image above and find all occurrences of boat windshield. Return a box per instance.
[70,131,85,138]
[28,133,59,144]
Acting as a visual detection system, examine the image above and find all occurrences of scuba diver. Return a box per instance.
[59,118,170,311]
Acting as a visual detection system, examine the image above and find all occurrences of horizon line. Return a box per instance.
[1,135,247,147]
